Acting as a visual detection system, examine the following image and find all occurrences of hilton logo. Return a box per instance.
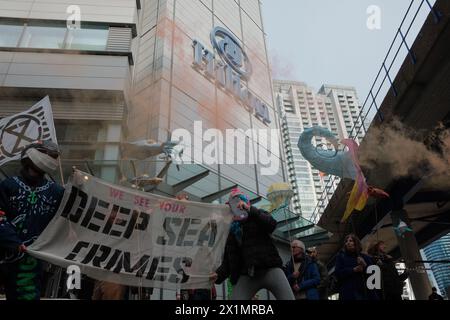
[193,27,271,125]
[210,27,252,79]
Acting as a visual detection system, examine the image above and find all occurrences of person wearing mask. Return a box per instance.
[368,240,408,300]
[0,141,64,300]
[307,247,329,300]
[284,240,320,300]
[335,234,378,300]
[211,188,294,300]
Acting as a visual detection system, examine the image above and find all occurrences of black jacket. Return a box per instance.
[315,259,329,299]
[372,254,408,300]
[215,206,282,285]
[335,250,379,300]
[429,292,444,300]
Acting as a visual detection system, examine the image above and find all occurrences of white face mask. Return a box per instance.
[25,148,58,173]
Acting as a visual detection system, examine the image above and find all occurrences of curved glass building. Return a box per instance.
[423,233,450,298]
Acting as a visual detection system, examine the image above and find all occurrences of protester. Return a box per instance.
[428,287,444,300]
[0,141,64,300]
[307,247,329,300]
[368,240,408,300]
[284,240,320,300]
[211,188,294,300]
[335,234,378,300]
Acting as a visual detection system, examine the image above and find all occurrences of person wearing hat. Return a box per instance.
[283,240,321,300]
[211,188,294,300]
[0,140,64,300]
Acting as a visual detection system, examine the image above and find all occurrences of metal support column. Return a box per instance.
[390,209,432,300]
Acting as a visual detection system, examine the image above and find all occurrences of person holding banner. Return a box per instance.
[0,140,64,300]
[211,189,294,300]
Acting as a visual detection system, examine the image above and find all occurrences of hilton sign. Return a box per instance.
[192,27,271,125]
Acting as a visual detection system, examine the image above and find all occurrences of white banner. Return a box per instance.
[28,170,232,290]
[0,96,57,167]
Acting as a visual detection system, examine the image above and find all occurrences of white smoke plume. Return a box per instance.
[358,119,450,189]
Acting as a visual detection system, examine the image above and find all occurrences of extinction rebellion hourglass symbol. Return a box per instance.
[0,106,52,163]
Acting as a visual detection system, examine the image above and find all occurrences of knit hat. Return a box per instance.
[292,240,305,252]
[228,188,250,206]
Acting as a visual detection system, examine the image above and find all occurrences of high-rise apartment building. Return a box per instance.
[423,233,450,299]
[274,80,365,220]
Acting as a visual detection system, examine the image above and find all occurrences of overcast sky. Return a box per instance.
[262,0,435,103]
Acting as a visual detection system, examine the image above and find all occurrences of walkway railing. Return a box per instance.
[309,0,442,224]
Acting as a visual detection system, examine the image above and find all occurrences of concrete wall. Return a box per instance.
[0,51,131,91]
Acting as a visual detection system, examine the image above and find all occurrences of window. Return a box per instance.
[65,147,97,160]
[20,24,67,49]
[56,121,102,142]
[2,21,113,52]
[67,26,110,50]
[0,22,23,47]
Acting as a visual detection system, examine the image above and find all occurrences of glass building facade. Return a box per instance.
[423,233,450,299]
[128,0,285,198]
[127,1,286,299]
[0,0,298,300]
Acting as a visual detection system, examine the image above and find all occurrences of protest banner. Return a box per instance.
[28,169,232,290]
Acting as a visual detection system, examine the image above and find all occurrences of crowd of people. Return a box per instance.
[200,191,417,301]
[0,141,444,301]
